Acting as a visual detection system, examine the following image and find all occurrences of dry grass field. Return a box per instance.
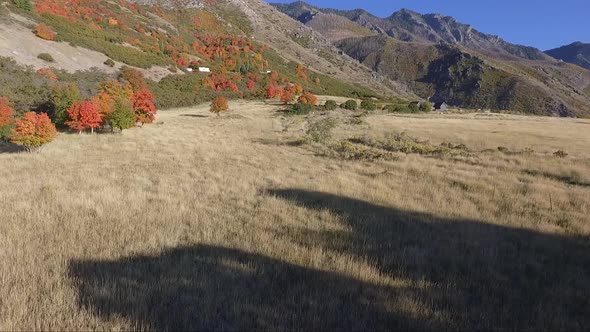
[1,99,589,331]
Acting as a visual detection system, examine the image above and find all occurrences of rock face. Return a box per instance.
[546,42,590,70]
[274,1,590,117]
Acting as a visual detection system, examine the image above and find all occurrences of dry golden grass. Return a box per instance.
[1,100,589,331]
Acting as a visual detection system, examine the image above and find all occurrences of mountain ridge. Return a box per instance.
[272,1,590,117]
[546,42,590,71]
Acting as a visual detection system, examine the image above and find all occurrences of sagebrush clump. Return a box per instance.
[341,100,357,110]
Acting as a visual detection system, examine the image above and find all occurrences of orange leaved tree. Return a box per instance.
[210,96,228,116]
[66,101,103,134]
[131,89,157,126]
[92,92,115,118]
[10,112,57,152]
[35,24,55,41]
[298,92,318,106]
[281,88,295,104]
[0,97,15,139]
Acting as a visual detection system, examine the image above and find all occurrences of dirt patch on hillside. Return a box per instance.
[0,22,171,81]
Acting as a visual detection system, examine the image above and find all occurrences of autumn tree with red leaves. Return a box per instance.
[281,88,295,104]
[10,112,57,152]
[131,89,157,125]
[66,101,103,134]
[246,80,255,91]
[298,92,318,106]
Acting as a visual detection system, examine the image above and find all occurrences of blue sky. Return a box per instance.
[266,0,590,50]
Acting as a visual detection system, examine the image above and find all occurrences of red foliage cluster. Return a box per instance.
[66,101,103,133]
[35,24,55,41]
[0,97,14,127]
[131,89,157,125]
[295,63,308,80]
[202,73,239,93]
[298,92,318,106]
[37,68,58,81]
[246,80,255,91]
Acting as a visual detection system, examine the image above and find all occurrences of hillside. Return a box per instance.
[0,0,416,116]
[546,42,590,71]
[273,2,590,117]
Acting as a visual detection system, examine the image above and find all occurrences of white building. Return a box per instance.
[198,67,211,73]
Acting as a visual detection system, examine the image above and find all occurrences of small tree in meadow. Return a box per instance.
[210,96,229,116]
[66,101,102,134]
[10,112,57,152]
[0,97,15,139]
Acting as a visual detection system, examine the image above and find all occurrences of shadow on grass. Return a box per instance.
[266,189,590,330]
[69,190,590,330]
[69,245,421,331]
[180,114,209,118]
[0,141,25,153]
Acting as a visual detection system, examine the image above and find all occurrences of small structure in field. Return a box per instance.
[186,67,193,72]
[198,67,211,73]
[434,102,448,112]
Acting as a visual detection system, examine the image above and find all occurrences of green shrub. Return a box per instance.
[0,57,52,115]
[385,104,412,113]
[324,100,338,111]
[50,83,81,126]
[0,124,13,140]
[306,118,337,144]
[104,59,115,67]
[360,99,377,111]
[37,53,54,63]
[341,100,357,110]
[419,101,433,112]
[408,102,420,113]
[12,0,32,11]
[554,150,568,158]
[108,98,136,131]
[289,102,312,115]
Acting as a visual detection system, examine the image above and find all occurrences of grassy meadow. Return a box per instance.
[1,99,589,330]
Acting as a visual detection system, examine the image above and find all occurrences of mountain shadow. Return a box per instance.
[69,190,590,331]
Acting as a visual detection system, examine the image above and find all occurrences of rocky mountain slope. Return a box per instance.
[273,1,590,117]
[546,42,590,71]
